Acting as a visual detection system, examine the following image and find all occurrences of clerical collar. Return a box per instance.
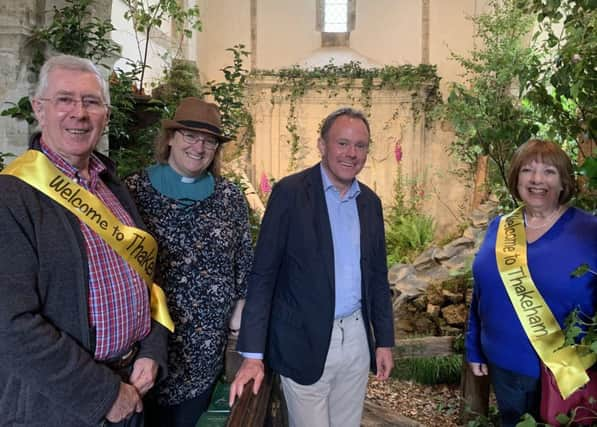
[180,176,196,184]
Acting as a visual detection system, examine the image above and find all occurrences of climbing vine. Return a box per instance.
[253,61,441,167]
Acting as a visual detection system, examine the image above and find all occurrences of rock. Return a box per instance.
[441,304,467,326]
[393,274,429,308]
[440,325,463,336]
[412,295,428,310]
[434,237,475,260]
[426,283,444,306]
[462,226,486,247]
[390,287,402,300]
[441,250,475,271]
[465,288,473,305]
[415,265,451,284]
[395,318,415,334]
[427,303,440,317]
[412,314,440,335]
[413,247,439,271]
[388,263,415,284]
[471,209,490,228]
[442,289,463,304]
[479,196,499,212]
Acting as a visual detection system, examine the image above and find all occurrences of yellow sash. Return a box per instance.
[496,206,594,398]
[1,150,174,332]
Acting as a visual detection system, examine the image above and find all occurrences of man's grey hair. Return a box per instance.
[34,55,110,105]
[319,107,371,141]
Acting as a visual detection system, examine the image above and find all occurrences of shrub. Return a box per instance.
[386,213,435,265]
[392,355,462,385]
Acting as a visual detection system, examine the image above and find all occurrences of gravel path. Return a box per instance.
[366,376,462,426]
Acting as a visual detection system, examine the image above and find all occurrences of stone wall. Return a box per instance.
[389,198,498,339]
[0,0,39,155]
[245,75,468,231]
[0,0,114,156]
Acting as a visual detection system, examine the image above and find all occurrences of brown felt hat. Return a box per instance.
[162,97,231,142]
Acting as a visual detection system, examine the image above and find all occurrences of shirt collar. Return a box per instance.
[319,163,360,200]
[40,137,106,187]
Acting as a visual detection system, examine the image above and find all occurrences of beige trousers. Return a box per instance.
[280,310,370,427]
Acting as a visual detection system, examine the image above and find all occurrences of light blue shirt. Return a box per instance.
[241,165,363,360]
[320,165,362,319]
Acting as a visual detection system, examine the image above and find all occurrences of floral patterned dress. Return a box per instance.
[125,170,253,405]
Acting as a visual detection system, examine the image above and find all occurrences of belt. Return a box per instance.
[334,309,362,324]
[103,343,139,371]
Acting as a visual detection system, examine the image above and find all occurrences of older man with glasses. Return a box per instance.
[0,54,171,427]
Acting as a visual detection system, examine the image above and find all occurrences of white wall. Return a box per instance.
[196,0,251,84]
[111,0,202,93]
[351,0,423,65]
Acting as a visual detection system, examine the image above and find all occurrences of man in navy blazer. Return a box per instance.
[229,108,395,427]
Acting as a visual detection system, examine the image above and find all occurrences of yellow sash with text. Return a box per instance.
[1,150,174,332]
[496,206,594,398]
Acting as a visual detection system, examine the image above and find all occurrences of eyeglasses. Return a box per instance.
[177,131,219,150]
[38,95,109,114]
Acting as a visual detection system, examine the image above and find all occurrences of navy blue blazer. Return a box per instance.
[237,164,394,385]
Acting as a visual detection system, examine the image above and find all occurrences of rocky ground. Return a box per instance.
[365,376,462,426]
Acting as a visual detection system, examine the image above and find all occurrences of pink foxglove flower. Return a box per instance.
[260,172,272,194]
[394,142,403,163]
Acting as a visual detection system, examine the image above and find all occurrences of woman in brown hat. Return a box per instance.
[125,97,253,427]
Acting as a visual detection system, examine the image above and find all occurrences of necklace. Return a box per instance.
[523,206,561,230]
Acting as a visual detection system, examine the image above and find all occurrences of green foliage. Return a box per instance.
[563,311,597,354]
[111,122,160,178]
[448,260,474,291]
[561,265,597,349]
[465,405,500,427]
[204,45,254,149]
[108,61,162,178]
[520,0,596,144]
[1,97,35,125]
[29,0,119,71]
[572,263,595,278]
[122,0,201,92]
[257,61,441,168]
[385,175,435,265]
[580,155,597,189]
[152,59,202,115]
[386,213,435,265]
[519,0,597,192]
[441,0,539,195]
[392,355,462,385]
[515,409,597,426]
[108,64,143,149]
[1,0,119,125]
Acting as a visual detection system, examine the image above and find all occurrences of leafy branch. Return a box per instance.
[204,45,254,150]
[123,0,201,92]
